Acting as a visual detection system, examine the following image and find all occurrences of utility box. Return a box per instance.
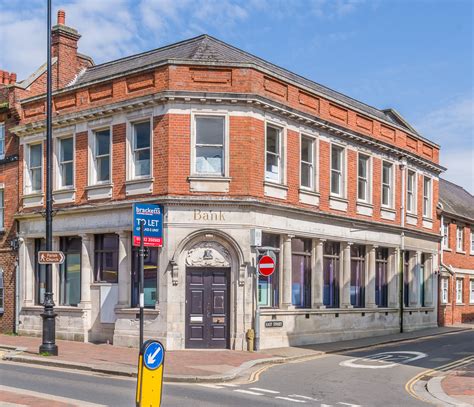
[250,228,262,247]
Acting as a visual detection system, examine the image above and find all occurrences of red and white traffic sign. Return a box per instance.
[258,255,275,277]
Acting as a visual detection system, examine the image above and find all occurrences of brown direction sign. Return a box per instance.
[38,251,65,264]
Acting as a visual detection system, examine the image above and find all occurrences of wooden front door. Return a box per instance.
[185,267,230,349]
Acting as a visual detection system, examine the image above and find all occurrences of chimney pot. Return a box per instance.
[10,73,17,83]
[58,10,66,25]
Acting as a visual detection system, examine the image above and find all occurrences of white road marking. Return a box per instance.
[249,387,280,394]
[340,351,427,369]
[198,384,225,389]
[288,394,321,401]
[337,402,362,406]
[220,383,239,387]
[234,389,264,396]
[275,396,307,403]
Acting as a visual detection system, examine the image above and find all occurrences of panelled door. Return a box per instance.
[185,267,230,349]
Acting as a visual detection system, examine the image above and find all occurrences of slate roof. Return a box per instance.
[74,34,417,135]
[439,178,474,222]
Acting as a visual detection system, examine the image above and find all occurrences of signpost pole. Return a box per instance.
[255,270,260,351]
[139,220,145,349]
[39,0,58,356]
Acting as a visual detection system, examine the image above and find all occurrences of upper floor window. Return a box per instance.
[0,188,4,230]
[132,121,151,178]
[194,116,225,176]
[442,222,450,249]
[0,122,4,159]
[456,226,464,252]
[93,129,111,183]
[406,170,416,213]
[266,124,282,182]
[381,162,393,207]
[357,153,370,202]
[470,230,474,254]
[58,137,74,188]
[330,145,344,196]
[423,177,432,218]
[26,143,43,193]
[300,135,315,190]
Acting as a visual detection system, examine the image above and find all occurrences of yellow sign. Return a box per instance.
[136,339,165,407]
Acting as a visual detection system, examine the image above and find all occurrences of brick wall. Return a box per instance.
[439,274,474,325]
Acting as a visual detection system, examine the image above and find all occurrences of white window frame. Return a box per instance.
[470,230,474,255]
[88,126,112,186]
[470,280,474,304]
[25,142,43,194]
[128,119,152,180]
[456,278,463,304]
[0,122,5,159]
[265,123,284,183]
[456,226,464,252]
[422,176,432,218]
[0,186,4,231]
[55,135,75,189]
[357,153,371,203]
[330,144,345,197]
[406,169,417,214]
[442,222,450,250]
[190,112,229,178]
[441,277,449,304]
[381,161,394,208]
[300,134,316,191]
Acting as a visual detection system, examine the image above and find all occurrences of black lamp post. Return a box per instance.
[39,0,58,356]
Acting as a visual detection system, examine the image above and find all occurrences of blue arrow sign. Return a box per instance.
[143,341,164,370]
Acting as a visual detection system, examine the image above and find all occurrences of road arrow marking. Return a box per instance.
[146,346,161,365]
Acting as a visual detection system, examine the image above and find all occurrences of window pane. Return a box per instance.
[266,153,280,181]
[134,122,151,149]
[60,138,73,162]
[262,233,280,248]
[196,117,224,145]
[196,146,223,174]
[95,130,110,156]
[382,185,389,206]
[331,170,340,195]
[350,245,365,307]
[97,156,110,181]
[30,144,42,167]
[358,179,366,200]
[301,137,312,162]
[358,155,367,178]
[31,168,42,191]
[132,247,158,308]
[331,147,341,171]
[301,162,312,188]
[259,233,280,307]
[266,126,280,154]
[135,149,150,176]
[291,253,311,307]
[62,162,73,186]
[382,163,391,184]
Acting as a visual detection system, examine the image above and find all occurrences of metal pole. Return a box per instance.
[139,220,145,349]
[399,250,404,334]
[39,0,58,356]
[254,266,260,351]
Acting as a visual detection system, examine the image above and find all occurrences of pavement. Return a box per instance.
[0,325,472,387]
[430,360,474,406]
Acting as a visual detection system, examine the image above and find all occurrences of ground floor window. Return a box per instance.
[456,279,463,303]
[403,251,410,307]
[59,237,81,306]
[441,277,449,304]
[34,238,46,305]
[323,241,340,308]
[419,253,426,307]
[291,237,311,308]
[258,233,280,307]
[375,247,388,307]
[131,246,158,308]
[94,234,119,283]
[350,245,365,308]
[470,280,474,304]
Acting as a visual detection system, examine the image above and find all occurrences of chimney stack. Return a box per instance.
[57,10,66,25]
[0,69,18,85]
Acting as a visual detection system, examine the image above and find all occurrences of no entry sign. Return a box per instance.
[258,255,275,277]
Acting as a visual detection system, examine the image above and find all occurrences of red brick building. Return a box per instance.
[438,179,474,325]
[2,11,445,348]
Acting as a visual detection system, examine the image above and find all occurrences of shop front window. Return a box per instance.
[94,234,119,283]
[419,254,426,307]
[291,237,311,308]
[35,239,46,305]
[60,237,81,306]
[403,251,410,307]
[323,241,340,308]
[131,246,158,308]
[258,233,280,307]
[350,245,365,308]
[375,247,388,307]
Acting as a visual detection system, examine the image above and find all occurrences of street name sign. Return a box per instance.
[265,320,283,328]
[132,203,163,247]
[136,339,165,406]
[258,255,275,277]
[37,251,65,264]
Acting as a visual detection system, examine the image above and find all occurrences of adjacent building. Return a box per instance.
[2,11,445,349]
[438,179,474,325]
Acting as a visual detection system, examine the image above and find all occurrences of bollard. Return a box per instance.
[246,328,255,352]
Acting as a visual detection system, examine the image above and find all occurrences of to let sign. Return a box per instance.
[38,251,65,264]
[133,203,163,247]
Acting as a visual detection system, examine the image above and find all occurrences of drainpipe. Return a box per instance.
[399,158,407,333]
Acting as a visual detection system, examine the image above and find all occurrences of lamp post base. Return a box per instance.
[39,293,58,356]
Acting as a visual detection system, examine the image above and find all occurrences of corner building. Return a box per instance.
[10,12,443,349]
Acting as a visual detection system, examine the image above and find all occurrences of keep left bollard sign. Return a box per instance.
[136,339,165,407]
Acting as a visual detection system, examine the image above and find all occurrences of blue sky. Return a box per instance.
[1,0,472,192]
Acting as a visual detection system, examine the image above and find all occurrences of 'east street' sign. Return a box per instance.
[38,251,65,264]
[133,203,163,247]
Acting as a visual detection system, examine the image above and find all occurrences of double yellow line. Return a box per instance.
[405,355,474,404]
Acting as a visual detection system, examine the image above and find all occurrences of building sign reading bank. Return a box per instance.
[133,203,163,247]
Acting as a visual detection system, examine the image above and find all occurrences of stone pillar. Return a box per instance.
[341,242,352,308]
[366,245,377,308]
[282,234,294,309]
[388,247,399,308]
[424,253,434,307]
[79,234,93,307]
[117,231,131,307]
[409,251,420,307]
[311,238,325,308]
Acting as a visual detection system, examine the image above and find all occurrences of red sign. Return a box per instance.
[258,255,275,277]
[133,236,163,248]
